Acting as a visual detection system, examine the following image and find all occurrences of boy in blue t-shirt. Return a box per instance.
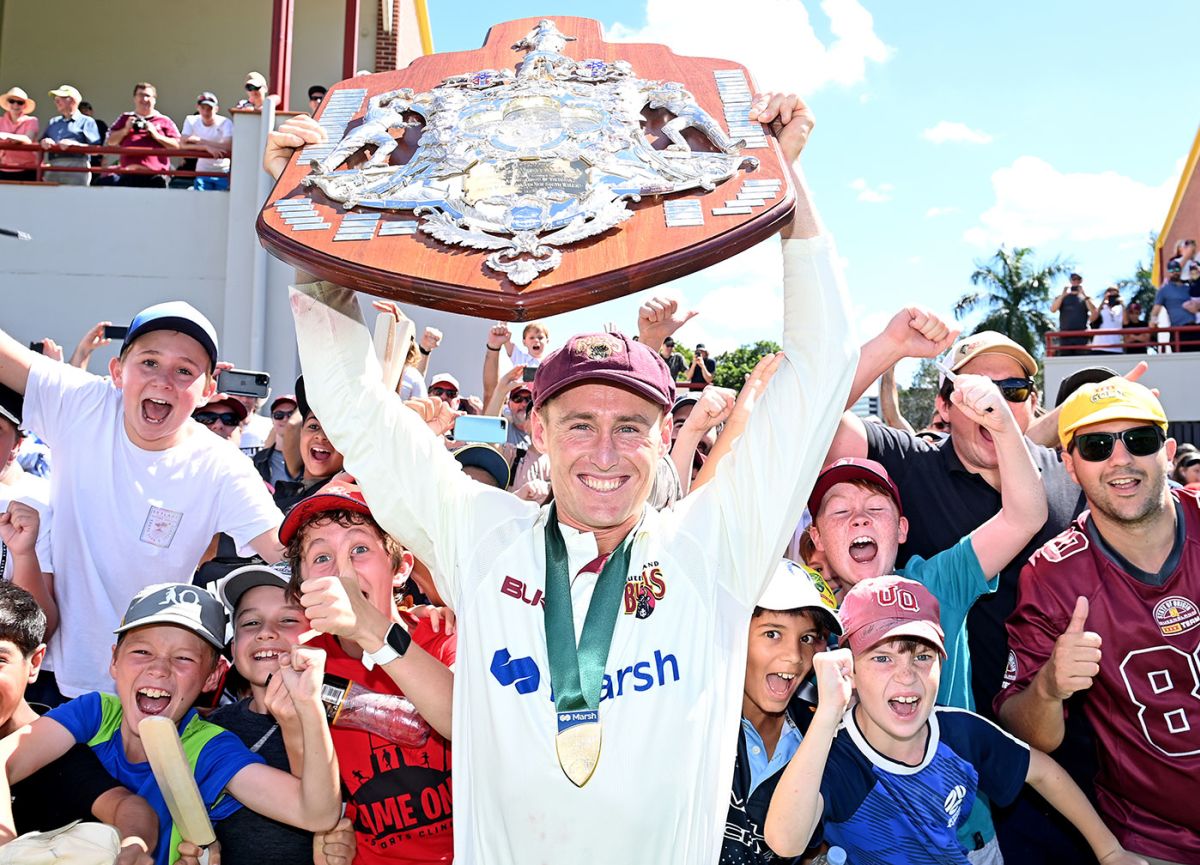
[763,576,1146,865]
[0,582,341,865]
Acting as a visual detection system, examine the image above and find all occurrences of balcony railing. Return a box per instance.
[1045,325,1200,356]
[0,141,230,182]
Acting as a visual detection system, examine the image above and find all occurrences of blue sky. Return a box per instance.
[429,1,1195,382]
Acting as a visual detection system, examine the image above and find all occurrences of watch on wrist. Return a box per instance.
[361,622,412,670]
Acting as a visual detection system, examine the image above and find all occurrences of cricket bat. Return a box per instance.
[373,305,415,395]
[139,716,216,848]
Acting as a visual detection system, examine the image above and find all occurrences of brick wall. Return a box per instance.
[375,0,400,71]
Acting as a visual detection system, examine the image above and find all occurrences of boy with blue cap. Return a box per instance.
[0,302,284,702]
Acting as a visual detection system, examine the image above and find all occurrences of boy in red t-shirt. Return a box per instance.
[281,471,455,863]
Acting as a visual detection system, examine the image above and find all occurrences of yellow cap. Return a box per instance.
[1058,380,1167,449]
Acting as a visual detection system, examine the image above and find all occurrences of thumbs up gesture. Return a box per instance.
[1040,596,1103,701]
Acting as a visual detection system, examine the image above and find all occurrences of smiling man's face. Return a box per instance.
[532,382,669,549]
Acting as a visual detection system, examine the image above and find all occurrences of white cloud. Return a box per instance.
[925,206,958,218]
[921,121,993,145]
[850,177,893,203]
[963,155,1181,248]
[606,0,892,94]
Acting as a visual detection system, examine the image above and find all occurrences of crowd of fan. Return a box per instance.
[0,92,1194,865]
[0,74,326,190]
[1050,239,1200,355]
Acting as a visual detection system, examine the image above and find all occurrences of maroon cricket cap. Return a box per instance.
[807,457,902,518]
[279,471,373,545]
[531,331,675,412]
[838,575,945,657]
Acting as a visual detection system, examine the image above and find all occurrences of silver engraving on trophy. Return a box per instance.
[300,19,759,283]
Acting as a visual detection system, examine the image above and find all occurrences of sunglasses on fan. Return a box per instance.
[1069,425,1165,462]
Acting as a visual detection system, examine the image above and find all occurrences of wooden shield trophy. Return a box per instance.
[257,16,794,320]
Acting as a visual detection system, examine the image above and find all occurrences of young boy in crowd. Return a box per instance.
[807,374,1047,861]
[722,559,841,865]
[0,581,158,862]
[763,576,1146,865]
[0,302,284,702]
[211,560,355,865]
[282,471,455,863]
[0,582,341,865]
[505,321,549,368]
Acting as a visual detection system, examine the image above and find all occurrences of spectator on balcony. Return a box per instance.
[77,102,106,168]
[1122,298,1150,353]
[235,72,268,111]
[688,342,716,386]
[180,92,232,191]
[0,87,39,183]
[1152,259,1198,351]
[1088,285,1124,354]
[308,85,327,114]
[1049,272,1096,356]
[39,85,99,186]
[1169,238,1199,284]
[105,82,181,189]
[658,336,688,380]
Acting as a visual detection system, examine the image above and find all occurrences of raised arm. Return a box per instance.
[482,323,510,401]
[0,328,37,394]
[825,307,957,463]
[949,375,1047,577]
[0,502,57,637]
[764,649,853,856]
[878,365,915,435]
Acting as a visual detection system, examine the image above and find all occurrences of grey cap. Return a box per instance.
[114,583,226,650]
[216,561,292,615]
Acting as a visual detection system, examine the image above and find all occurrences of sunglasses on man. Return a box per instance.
[195,411,241,427]
[271,408,295,420]
[941,376,1035,404]
[245,84,262,92]
[430,386,458,398]
[508,392,532,405]
[1069,425,1165,462]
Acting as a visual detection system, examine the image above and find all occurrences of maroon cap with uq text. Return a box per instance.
[839,575,946,657]
[807,457,903,518]
[531,331,675,412]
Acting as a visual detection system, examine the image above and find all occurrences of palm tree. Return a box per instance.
[955,246,1071,359]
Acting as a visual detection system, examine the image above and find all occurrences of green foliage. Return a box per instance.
[898,358,939,429]
[712,340,782,391]
[955,246,1071,360]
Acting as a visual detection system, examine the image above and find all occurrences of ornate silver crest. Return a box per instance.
[302,19,758,285]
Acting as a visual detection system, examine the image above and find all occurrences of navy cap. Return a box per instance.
[453,443,511,489]
[125,301,219,372]
[0,384,22,428]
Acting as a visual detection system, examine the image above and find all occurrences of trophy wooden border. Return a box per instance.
[257,16,794,321]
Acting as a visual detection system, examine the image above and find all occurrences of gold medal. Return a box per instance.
[556,710,602,787]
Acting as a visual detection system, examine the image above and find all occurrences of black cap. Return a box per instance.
[0,385,22,428]
[308,85,327,100]
[295,375,311,420]
[1054,366,1119,408]
[453,444,511,489]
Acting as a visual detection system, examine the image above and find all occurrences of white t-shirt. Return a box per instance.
[399,365,427,400]
[0,470,53,577]
[293,233,856,865]
[23,358,282,696]
[180,113,232,173]
[1091,303,1124,353]
[237,413,272,455]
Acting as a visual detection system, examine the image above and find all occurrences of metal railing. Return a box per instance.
[0,140,230,182]
[1045,325,1200,356]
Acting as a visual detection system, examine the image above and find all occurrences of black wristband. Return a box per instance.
[418,346,431,355]
[486,345,501,352]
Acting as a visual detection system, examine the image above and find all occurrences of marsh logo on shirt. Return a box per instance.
[943,784,967,827]
[623,564,666,619]
[140,506,182,548]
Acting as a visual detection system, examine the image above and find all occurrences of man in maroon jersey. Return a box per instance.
[996,379,1199,865]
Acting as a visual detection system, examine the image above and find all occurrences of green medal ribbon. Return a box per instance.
[543,503,636,786]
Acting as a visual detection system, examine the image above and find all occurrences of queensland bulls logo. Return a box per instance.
[624,564,666,619]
